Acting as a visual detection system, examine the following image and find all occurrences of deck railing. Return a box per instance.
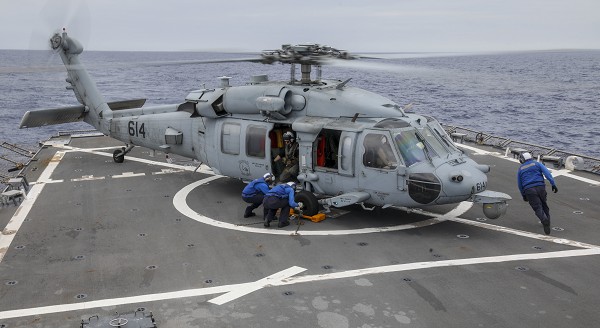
[443,124,600,174]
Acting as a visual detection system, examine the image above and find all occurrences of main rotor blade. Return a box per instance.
[125,57,265,67]
[325,58,435,74]
[0,57,265,74]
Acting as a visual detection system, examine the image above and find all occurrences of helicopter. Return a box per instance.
[20,29,511,218]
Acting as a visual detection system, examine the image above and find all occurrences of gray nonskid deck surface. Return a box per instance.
[0,136,599,328]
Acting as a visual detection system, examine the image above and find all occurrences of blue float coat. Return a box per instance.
[265,184,299,208]
[517,159,556,197]
[241,178,271,198]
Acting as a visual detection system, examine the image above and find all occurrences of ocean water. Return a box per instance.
[1,49,599,159]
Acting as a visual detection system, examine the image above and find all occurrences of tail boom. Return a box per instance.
[52,30,113,133]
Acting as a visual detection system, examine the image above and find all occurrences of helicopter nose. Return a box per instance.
[436,163,489,204]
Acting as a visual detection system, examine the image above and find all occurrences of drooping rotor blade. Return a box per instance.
[123,57,266,67]
[356,52,472,60]
[324,58,436,75]
[0,57,266,74]
[0,65,66,74]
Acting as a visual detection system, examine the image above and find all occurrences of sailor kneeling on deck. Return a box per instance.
[242,173,274,218]
[263,181,303,228]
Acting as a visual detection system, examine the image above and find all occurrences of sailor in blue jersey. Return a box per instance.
[241,173,274,218]
[262,181,303,228]
[517,152,558,235]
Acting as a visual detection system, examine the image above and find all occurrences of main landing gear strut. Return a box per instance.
[113,144,134,163]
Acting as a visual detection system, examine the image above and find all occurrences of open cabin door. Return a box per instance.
[311,129,358,194]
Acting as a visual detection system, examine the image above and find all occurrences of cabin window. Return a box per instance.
[340,136,353,171]
[362,133,397,170]
[314,129,341,170]
[221,123,241,155]
[246,125,266,158]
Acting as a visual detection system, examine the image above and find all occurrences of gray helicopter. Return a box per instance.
[20,30,511,218]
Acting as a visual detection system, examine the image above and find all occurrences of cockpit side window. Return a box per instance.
[393,131,427,167]
[363,133,398,170]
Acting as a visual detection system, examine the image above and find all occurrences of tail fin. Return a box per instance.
[50,29,113,133]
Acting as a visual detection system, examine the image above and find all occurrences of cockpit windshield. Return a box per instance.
[393,131,428,167]
[427,120,459,153]
[416,125,450,158]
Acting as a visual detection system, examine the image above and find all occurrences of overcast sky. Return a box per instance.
[1,0,599,52]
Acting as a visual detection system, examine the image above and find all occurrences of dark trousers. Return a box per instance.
[242,194,265,217]
[263,196,291,224]
[524,185,550,224]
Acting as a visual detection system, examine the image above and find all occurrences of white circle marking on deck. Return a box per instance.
[172,176,472,236]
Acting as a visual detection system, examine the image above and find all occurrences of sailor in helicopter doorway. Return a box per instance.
[274,131,299,183]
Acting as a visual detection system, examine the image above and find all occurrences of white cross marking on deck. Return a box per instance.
[1,249,600,320]
[0,266,307,320]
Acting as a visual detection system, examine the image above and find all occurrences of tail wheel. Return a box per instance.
[295,190,319,216]
[113,150,125,163]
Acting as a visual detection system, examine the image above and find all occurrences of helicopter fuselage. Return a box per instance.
[20,31,511,219]
[107,79,490,210]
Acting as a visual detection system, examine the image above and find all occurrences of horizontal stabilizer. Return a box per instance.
[108,98,146,110]
[20,105,86,128]
[19,99,147,128]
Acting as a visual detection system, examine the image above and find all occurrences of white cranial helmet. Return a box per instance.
[263,172,274,181]
[283,131,295,141]
[519,152,532,163]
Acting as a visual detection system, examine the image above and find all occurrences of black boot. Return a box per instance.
[542,220,551,235]
[243,206,256,218]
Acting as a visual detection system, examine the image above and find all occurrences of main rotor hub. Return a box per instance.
[260,43,354,66]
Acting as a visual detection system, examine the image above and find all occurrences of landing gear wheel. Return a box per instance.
[295,190,319,216]
[113,150,125,163]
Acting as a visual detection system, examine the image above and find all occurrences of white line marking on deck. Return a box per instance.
[1,249,599,320]
[0,151,64,263]
[275,248,600,286]
[112,172,146,178]
[0,266,306,320]
[71,175,106,182]
[208,266,307,305]
[2,143,600,320]
[173,177,463,235]
[449,217,600,249]
[457,143,600,186]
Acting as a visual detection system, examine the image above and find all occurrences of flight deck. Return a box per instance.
[1,134,599,328]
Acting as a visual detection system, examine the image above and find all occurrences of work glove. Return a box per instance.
[297,202,304,209]
[522,195,528,202]
[552,185,558,193]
